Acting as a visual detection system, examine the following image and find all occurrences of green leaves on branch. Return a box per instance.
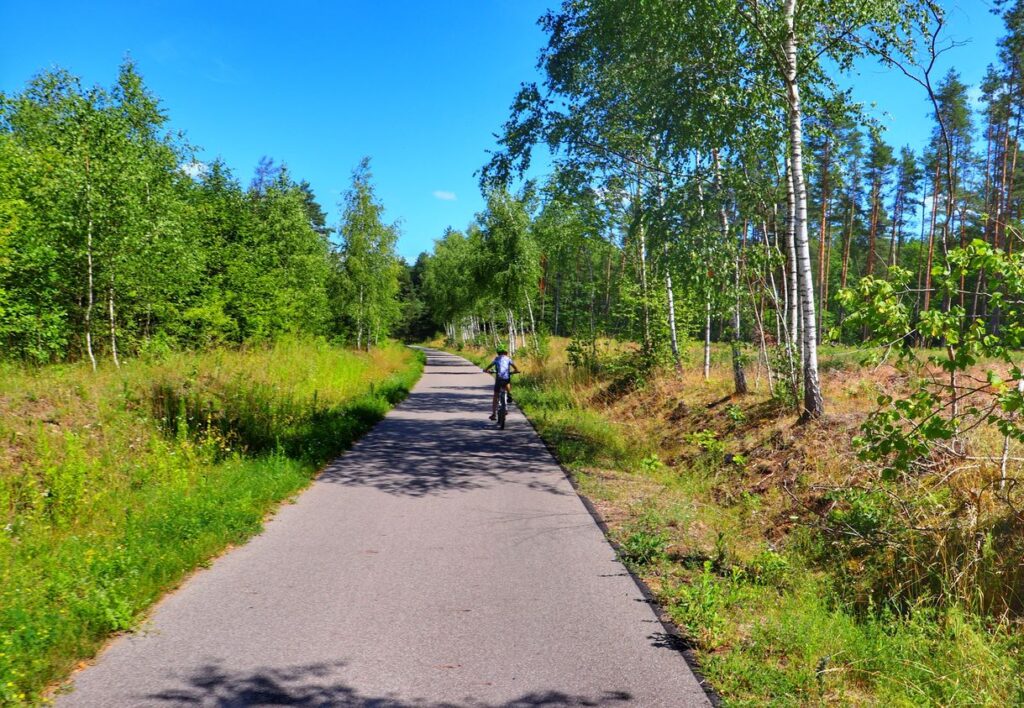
[839,240,1024,476]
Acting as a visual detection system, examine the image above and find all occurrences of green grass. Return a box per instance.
[447,340,1024,706]
[0,339,423,705]
[691,573,1024,706]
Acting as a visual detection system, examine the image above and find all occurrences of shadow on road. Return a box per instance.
[143,661,634,707]
[318,352,570,499]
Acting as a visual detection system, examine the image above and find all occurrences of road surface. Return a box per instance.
[58,349,712,707]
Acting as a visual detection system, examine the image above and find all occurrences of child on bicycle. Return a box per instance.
[484,347,519,420]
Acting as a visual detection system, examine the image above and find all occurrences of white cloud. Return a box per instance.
[966,84,985,110]
[181,161,208,179]
[432,190,457,201]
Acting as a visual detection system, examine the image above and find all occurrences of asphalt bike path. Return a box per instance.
[59,349,712,707]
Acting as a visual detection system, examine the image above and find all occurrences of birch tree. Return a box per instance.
[333,158,401,350]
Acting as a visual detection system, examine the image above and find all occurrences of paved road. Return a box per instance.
[59,349,711,707]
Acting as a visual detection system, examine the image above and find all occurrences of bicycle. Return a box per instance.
[495,372,516,429]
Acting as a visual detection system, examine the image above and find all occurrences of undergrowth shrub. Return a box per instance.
[618,509,670,568]
[668,561,731,647]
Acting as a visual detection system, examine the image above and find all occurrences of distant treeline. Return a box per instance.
[0,62,428,365]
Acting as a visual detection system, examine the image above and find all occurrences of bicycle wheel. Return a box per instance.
[497,391,507,429]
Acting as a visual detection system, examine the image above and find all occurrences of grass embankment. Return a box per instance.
[450,338,1023,706]
[0,339,423,705]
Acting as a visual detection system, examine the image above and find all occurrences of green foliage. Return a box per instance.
[639,454,664,474]
[331,158,403,349]
[566,336,599,374]
[685,429,725,458]
[825,487,895,541]
[668,561,730,646]
[0,66,409,363]
[839,241,1024,475]
[725,403,746,423]
[617,505,670,569]
[742,549,791,588]
[604,345,673,391]
[619,528,670,568]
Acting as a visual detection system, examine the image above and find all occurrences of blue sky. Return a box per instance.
[0,1,1008,261]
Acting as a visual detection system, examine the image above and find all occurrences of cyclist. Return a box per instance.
[483,347,519,421]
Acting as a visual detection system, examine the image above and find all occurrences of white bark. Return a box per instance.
[638,218,652,353]
[658,178,681,368]
[507,309,516,356]
[665,244,680,369]
[83,150,97,371]
[357,286,364,350]
[704,297,712,381]
[713,150,746,394]
[784,0,824,419]
[524,288,539,352]
[785,155,799,350]
[108,283,119,369]
[696,152,712,380]
[85,214,97,371]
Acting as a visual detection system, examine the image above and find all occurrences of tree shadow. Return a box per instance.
[318,352,571,498]
[142,661,634,707]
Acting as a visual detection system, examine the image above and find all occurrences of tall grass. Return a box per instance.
[0,339,422,705]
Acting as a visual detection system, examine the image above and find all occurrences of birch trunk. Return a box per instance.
[524,288,539,352]
[703,297,712,381]
[774,207,786,343]
[765,219,783,346]
[665,244,681,370]
[783,157,800,398]
[696,153,712,380]
[108,282,119,368]
[84,152,97,371]
[603,249,613,321]
[785,155,799,350]
[749,274,775,393]
[817,140,831,343]
[357,286,364,350]
[784,0,824,419]
[732,219,748,395]
[587,246,597,342]
[637,217,652,354]
[85,214,97,371]
[507,310,516,356]
[658,179,681,369]
[539,256,547,323]
[553,263,563,337]
[713,149,746,394]
[923,166,940,314]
